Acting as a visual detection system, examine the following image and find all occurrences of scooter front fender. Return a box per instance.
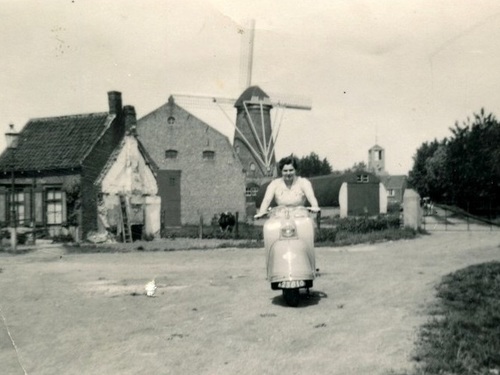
[267,239,315,284]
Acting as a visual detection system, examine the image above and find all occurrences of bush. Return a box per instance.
[316,228,337,243]
[161,222,263,241]
[0,229,28,245]
[52,233,74,243]
[387,201,402,214]
[141,233,155,242]
[335,214,400,233]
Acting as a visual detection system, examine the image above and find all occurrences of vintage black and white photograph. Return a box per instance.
[1,1,499,374]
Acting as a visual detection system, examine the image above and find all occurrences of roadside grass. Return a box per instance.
[316,227,422,247]
[57,214,423,253]
[398,261,500,375]
[62,226,422,254]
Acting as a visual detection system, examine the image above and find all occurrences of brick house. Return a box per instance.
[136,96,246,227]
[378,175,408,205]
[0,91,135,239]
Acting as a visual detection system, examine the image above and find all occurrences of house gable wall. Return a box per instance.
[137,102,246,224]
[80,114,126,236]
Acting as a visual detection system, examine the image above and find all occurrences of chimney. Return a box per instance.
[123,105,137,134]
[107,91,122,115]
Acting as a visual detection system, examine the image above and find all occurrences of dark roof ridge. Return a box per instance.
[29,111,109,122]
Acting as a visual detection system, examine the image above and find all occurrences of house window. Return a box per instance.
[46,189,63,225]
[167,116,175,124]
[245,186,259,197]
[245,184,260,202]
[388,189,395,197]
[10,191,25,224]
[374,150,383,160]
[165,149,178,159]
[356,174,369,183]
[203,150,215,160]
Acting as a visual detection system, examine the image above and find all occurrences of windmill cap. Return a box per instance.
[234,86,272,108]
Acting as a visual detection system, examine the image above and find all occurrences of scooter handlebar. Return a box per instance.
[254,206,320,219]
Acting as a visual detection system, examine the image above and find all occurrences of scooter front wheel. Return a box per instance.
[282,288,300,307]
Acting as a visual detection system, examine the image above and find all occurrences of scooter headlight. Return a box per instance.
[280,222,297,238]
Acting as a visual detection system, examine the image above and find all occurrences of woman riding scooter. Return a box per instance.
[255,156,320,306]
[254,156,320,217]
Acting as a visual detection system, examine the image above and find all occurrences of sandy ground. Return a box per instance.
[1,230,499,375]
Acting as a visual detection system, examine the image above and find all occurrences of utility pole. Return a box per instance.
[5,124,19,251]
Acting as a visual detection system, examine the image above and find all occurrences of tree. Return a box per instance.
[297,152,332,177]
[446,108,500,208]
[342,161,368,174]
[408,139,441,198]
[424,143,450,201]
[409,108,500,212]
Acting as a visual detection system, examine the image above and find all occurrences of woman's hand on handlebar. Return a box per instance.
[254,212,267,219]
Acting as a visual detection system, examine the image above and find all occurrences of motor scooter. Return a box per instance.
[261,206,317,307]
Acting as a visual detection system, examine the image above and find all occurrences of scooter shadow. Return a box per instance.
[271,290,328,308]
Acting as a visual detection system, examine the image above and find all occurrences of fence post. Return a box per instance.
[316,210,321,230]
[467,202,470,231]
[199,214,203,239]
[235,212,239,238]
[490,200,493,231]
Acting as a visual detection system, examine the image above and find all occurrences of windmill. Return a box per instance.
[173,20,311,182]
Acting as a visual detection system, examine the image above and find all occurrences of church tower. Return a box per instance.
[368,144,387,175]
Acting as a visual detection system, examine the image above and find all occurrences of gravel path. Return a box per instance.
[0,230,499,375]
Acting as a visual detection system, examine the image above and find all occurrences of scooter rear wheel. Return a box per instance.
[282,288,300,307]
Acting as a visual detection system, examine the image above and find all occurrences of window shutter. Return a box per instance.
[61,190,67,224]
[24,187,31,227]
[0,187,7,225]
[34,187,44,225]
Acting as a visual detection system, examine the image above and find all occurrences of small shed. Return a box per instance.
[94,133,160,241]
[338,173,387,217]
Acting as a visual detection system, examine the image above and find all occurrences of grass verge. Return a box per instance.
[405,261,500,375]
[316,227,423,247]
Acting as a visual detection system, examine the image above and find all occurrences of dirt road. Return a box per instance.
[1,230,499,375]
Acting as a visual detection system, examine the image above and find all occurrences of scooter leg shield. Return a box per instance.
[267,239,315,284]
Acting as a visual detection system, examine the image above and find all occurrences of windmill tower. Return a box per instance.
[233,86,275,180]
[173,20,311,184]
[233,20,311,184]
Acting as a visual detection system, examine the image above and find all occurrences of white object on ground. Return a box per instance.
[145,279,157,297]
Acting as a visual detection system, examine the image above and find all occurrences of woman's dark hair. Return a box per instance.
[278,155,299,172]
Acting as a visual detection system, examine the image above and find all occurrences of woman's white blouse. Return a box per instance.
[259,177,317,213]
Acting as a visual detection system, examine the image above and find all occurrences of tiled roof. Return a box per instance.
[379,175,408,189]
[0,113,112,172]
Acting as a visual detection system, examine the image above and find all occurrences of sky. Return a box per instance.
[1,0,500,175]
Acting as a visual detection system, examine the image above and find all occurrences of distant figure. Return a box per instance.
[218,212,236,233]
[422,197,435,216]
